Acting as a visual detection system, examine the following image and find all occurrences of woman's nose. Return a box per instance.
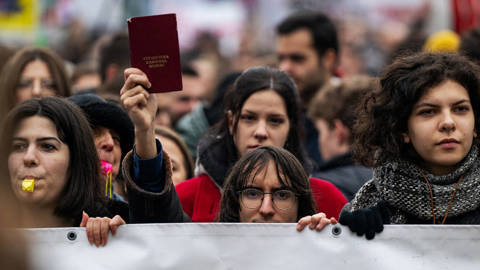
[254,122,268,140]
[23,145,38,167]
[439,112,456,132]
[31,80,42,97]
[99,133,114,152]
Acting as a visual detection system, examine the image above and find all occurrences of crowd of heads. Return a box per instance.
[1,7,480,252]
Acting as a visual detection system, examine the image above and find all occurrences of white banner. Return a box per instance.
[22,224,480,270]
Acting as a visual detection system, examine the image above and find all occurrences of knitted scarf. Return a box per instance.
[351,145,480,223]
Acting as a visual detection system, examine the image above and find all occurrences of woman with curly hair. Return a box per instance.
[337,52,480,239]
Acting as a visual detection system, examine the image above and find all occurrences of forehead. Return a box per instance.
[416,80,469,104]
[157,135,184,161]
[93,126,119,138]
[180,75,205,95]
[14,115,58,137]
[246,160,290,187]
[21,59,51,78]
[276,28,316,54]
[241,90,287,114]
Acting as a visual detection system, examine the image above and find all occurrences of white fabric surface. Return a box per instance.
[22,223,480,269]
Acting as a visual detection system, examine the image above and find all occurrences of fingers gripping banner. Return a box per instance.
[22,224,480,269]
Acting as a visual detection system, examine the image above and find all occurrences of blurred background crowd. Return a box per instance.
[1,0,477,78]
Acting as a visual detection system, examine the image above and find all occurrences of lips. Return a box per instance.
[247,145,261,150]
[437,138,459,145]
[98,153,114,164]
[21,175,39,181]
[252,219,279,223]
[436,138,459,149]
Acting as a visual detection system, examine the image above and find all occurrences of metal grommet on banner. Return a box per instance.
[67,231,77,241]
[331,226,342,237]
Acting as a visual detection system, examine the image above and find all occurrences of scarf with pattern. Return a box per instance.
[351,145,480,222]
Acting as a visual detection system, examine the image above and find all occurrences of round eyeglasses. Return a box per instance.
[238,188,297,211]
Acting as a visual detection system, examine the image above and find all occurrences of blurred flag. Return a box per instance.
[0,0,38,30]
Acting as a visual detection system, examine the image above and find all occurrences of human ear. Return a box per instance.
[334,119,350,145]
[105,64,119,82]
[227,111,234,135]
[474,130,477,138]
[402,133,410,144]
[321,49,337,74]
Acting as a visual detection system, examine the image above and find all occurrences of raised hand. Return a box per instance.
[120,68,157,132]
[120,68,157,159]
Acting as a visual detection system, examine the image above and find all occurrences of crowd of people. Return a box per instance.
[1,9,480,264]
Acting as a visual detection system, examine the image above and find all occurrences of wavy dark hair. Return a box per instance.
[202,66,311,175]
[353,52,480,167]
[0,97,104,225]
[218,146,317,222]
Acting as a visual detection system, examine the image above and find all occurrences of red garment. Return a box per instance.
[452,0,480,34]
[176,173,347,222]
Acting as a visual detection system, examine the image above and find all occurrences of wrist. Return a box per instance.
[134,125,157,160]
[134,124,154,136]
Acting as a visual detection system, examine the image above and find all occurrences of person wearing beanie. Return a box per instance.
[69,93,190,226]
[68,94,134,202]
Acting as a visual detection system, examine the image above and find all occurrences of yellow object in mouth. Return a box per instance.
[22,179,35,192]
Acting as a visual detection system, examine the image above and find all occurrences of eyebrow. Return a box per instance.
[414,99,470,109]
[12,137,62,143]
[243,185,290,191]
[243,109,286,117]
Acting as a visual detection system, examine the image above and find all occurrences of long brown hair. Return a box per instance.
[0,47,71,119]
[218,146,316,222]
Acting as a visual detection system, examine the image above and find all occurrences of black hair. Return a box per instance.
[460,26,480,65]
[276,11,339,59]
[201,66,311,178]
[1,97,104,224]
[353,52,480,167]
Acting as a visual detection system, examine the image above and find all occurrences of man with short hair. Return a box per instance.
[308,76,373,201]
[276,11,338,107]
[276,11,339,165]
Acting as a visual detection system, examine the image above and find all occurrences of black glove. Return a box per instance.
[339,201,391,240]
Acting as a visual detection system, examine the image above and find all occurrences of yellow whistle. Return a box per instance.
[22,179,35,192]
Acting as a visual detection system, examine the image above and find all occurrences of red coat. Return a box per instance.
[176,173,347,222]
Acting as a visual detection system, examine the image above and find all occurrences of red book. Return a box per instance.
[127,13,183,93]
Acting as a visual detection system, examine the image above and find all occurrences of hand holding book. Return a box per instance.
[120,68,158,160]
[127,13,182,93]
